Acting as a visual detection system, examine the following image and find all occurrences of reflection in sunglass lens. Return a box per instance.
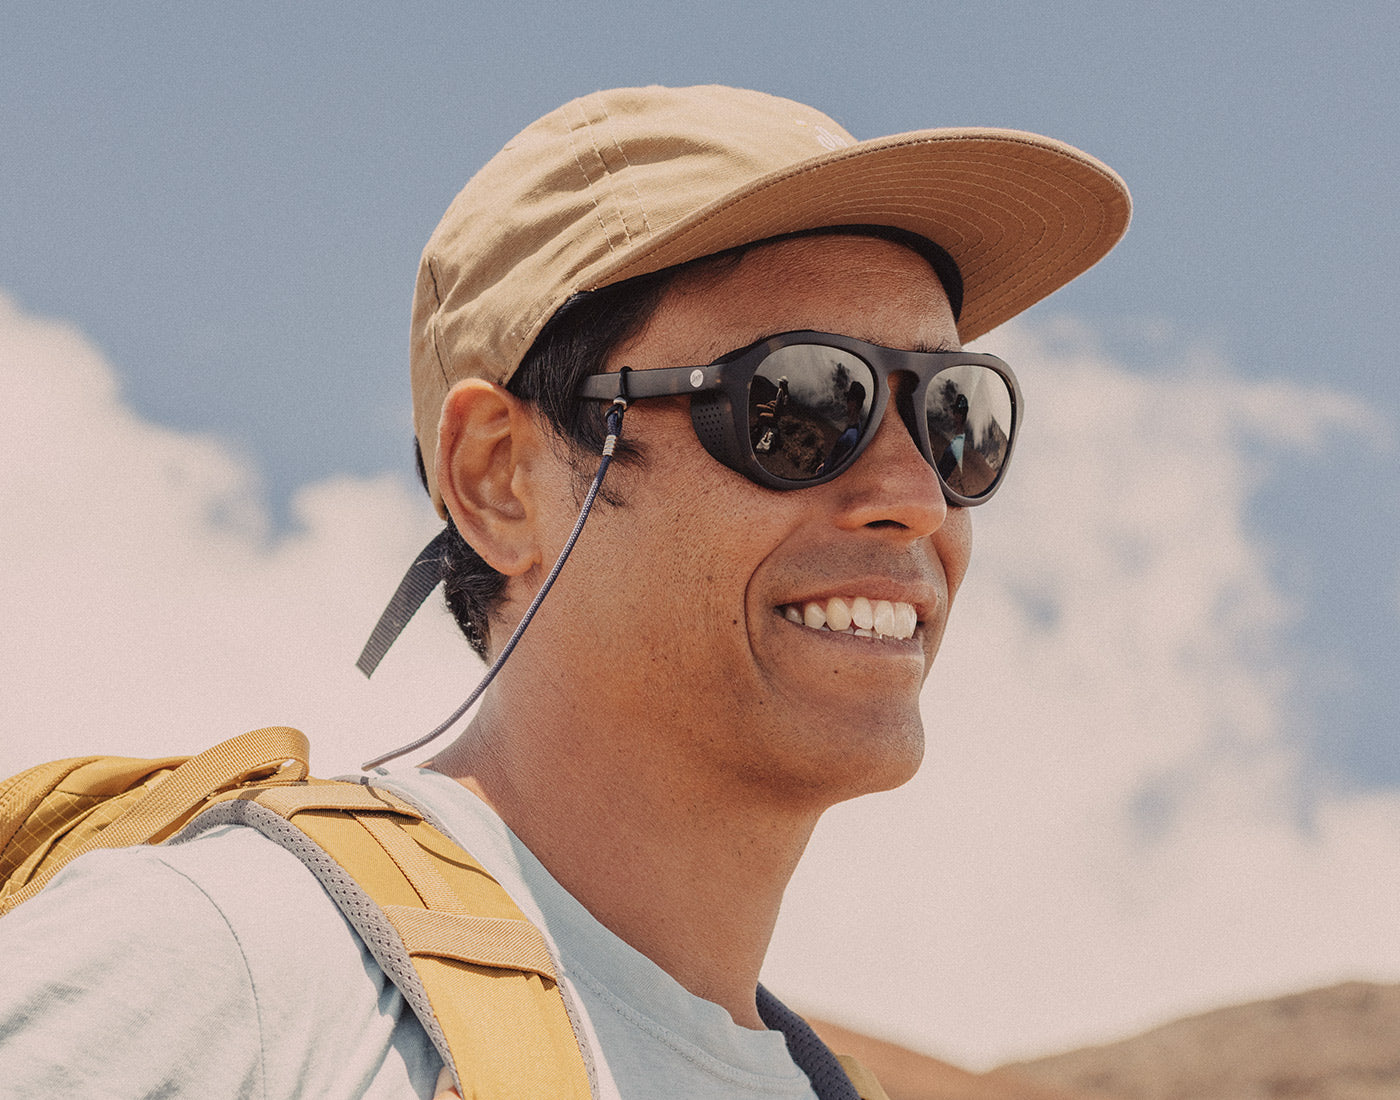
[747,346,875,480]
[925,365,1014,498]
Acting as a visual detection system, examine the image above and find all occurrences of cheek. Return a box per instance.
[938,508,974,604]
[616,466,784,637]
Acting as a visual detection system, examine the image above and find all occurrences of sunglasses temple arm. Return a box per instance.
[577,364,719,401]
[360,394,630,771]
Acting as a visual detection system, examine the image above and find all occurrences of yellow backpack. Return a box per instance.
[0,727,888,1100]
[0,727,591,1098]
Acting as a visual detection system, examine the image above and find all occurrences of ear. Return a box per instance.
[436,379,547,577]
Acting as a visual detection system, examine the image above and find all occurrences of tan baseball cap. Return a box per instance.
[411,84,1131,516]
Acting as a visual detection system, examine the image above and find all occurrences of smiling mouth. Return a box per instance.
[779,597,919,641]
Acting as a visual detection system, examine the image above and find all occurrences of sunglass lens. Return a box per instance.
[925,365,1014,499]
[747,345,876,480]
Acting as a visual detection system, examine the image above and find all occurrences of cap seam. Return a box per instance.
[514,99,659,374]
[595,102,653,243]
[565,100,627,257]
[426,255,451,388]
[526,98,639,352]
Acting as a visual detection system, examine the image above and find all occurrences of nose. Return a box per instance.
[832,377,948,538]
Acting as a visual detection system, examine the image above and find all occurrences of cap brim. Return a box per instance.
[589,127,1131,343]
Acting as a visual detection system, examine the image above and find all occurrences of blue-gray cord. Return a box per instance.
[361,397,628,771]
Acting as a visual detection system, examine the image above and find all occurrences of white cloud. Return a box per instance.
[3,296,1397,1069]
[0,291,470,778]
[765,317,1400,1065]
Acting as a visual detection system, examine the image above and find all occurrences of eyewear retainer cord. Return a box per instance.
[361,386,631,772]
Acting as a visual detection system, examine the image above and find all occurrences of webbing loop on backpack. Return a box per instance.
[357,812,466,913]
[0,727,308,916]
[382,906,558,980]
[229,779,421,820]
[103,727,309,848]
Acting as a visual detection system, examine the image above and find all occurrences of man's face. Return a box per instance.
[523,234,972,808]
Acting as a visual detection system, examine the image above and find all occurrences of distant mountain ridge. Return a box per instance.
[809,981,1400,1100]
[1000,980,1400,1100]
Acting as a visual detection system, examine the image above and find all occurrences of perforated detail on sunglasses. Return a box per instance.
[689,396,731,456]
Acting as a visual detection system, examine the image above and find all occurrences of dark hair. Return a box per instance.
[416,268,676,658]
[419,224,963,658]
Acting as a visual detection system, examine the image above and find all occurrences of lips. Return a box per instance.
[778,596,919,641]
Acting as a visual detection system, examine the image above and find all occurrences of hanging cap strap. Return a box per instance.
[356,528,453,677]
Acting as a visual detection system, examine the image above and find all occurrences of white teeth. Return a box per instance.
[896,602,918,637]
[825,597,852,632]
[781,597,920,641]
[873,600,895,637]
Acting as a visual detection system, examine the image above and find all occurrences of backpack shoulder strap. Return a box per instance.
[181,780,595,1100]
[4,735,878,1099]
[757,983,886,1100]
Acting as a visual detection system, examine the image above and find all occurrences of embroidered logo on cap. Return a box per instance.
[792,117,852,151]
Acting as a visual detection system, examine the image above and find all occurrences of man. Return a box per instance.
[0,85,1128,1097]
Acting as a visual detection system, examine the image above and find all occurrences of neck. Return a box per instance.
[427,691,822,1031]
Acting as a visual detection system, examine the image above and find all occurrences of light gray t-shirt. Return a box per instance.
[0,764,819,1099]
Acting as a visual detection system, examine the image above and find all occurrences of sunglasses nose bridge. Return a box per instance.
[885,370,930,452]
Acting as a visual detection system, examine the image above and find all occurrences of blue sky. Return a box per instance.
[3,0,1398,1064]
[5,0,1395,785]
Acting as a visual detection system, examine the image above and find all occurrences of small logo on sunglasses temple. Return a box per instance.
[690,369,704,388]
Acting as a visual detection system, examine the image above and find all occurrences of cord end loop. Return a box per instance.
[602,368,631,455]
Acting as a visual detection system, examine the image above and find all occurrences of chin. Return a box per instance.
[769,709,927,807]
[840,729,926,801]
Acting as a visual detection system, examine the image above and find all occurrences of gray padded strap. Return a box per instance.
[171,801,455,1077]
[171,796,600,1099]
[172,804,836,1099]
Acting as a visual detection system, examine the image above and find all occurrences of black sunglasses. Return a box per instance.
[577,330,1022,506]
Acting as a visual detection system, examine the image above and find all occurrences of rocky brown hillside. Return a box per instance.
[807,982,1400,1100]
[808,1016,1090,1100]
[998,981,1400,1100]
